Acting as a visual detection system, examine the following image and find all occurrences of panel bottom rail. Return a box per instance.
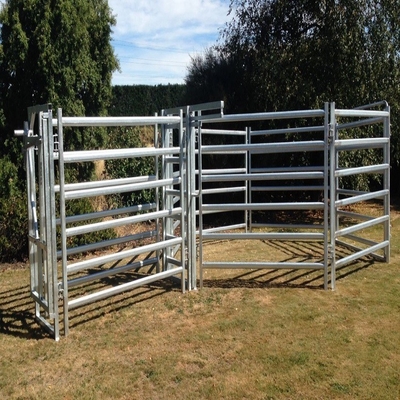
[335,241,389,268]
[202,261,324,269]
[68,267,184,310]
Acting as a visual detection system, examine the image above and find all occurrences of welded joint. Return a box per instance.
[327,244,334,260]
[58,282,64,300]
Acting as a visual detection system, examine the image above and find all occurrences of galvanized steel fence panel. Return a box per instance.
[16,101,390,340]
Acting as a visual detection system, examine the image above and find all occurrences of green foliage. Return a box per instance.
[0,157,27,261]
[105,127,156,208]
[110,84,186,116]
[186,0,400,192]
[64,198,116,249]
[0,0,118,261]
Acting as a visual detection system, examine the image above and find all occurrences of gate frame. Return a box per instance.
[195,101,390,291]
[18,105,188,340]
[16,100,390,340]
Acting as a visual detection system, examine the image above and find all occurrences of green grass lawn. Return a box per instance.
[0,207,399,399]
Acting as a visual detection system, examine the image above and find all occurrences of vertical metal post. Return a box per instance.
[43,110,60,339]
[161,122,167,270]
[197,121,204,289]
[178,109,186,292]
[186,109,197,290]
[329,102,337,290]
[37,112,46,317]
[247,127,253,232]
[57,108,69,336]
[25,120,39,299]
[154,114,161,273]
[383,103,391,262]
[323,103,329,290]
[245,127,249,233]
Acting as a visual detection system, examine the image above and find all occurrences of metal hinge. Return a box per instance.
[58,282,64,299]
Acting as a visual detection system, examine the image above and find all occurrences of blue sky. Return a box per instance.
[108,0,233,86]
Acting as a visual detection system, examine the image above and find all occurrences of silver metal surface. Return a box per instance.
[18,101,390,340]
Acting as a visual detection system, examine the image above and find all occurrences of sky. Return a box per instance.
[108,0,233,86]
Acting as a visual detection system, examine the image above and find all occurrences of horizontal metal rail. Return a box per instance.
[335,190,389,207]
[354,100,389,109]
[65,177,181,199]
[67,237,183,273]
[57,230,157,258]
[55,175,157,193]
[341,234,380,247]
[337,210,374,221]
[68,266,183,309]
[203,172,324,183]
[202,262,324,269]
[201,168,247,175]
[202,109,325,123]
[335,241,389,268]
[335,109,389,118]
[200,128,247,136]
[335,138,389,151]
[52,115,181,127]
[56,203,157,225]
[336,239,385,261]
[337,116,384,130]
[189,100,223,113]
[202,203,325,211]
[165,156,185,163]
[335,164,389,178]
[251,223,324,230]
[201,223,247,234]
[68,257,158,288]
[31,291,50,312]
[337,189,367,197]
[202,141,324,154]
[250,166,324,173]
[202,232,324,240]
[60,146,181,163]
[251,185,325,192]
[66,207,182,237]
[165,189,181,196]
[250,125,324,136]
[201,186,247,195]
[335,215,389,238]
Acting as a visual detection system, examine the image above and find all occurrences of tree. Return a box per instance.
[185,0,400,191]
[0,0,119,261]
[0,0,119,159]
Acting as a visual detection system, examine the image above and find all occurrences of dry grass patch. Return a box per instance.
[1,205,400,399]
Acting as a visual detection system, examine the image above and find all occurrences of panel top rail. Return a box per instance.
[59,146,181,162]
[51,115,181,127]
[335,109,389,118]
[201,109,325,123]
[200,128,247,136]
[354,100,388,110]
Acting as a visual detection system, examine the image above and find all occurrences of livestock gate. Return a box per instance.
[15,100,390,340]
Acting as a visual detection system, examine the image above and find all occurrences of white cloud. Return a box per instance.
[108,0,232,85]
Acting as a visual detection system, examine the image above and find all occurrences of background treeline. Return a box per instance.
[110,84,186,116]
[185,0,400,196]
[1,0,399,262]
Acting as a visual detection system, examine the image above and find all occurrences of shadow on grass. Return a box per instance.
[0,284,48,340]
[67,275,179,330]
[201,240,379,290]
[0,272,182,340]
[0,237,383,340]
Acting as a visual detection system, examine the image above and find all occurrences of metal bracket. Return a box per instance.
[24,135,41,149]
[58,282,64,300]
[327,244,334,260]
[327,123,336,144]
